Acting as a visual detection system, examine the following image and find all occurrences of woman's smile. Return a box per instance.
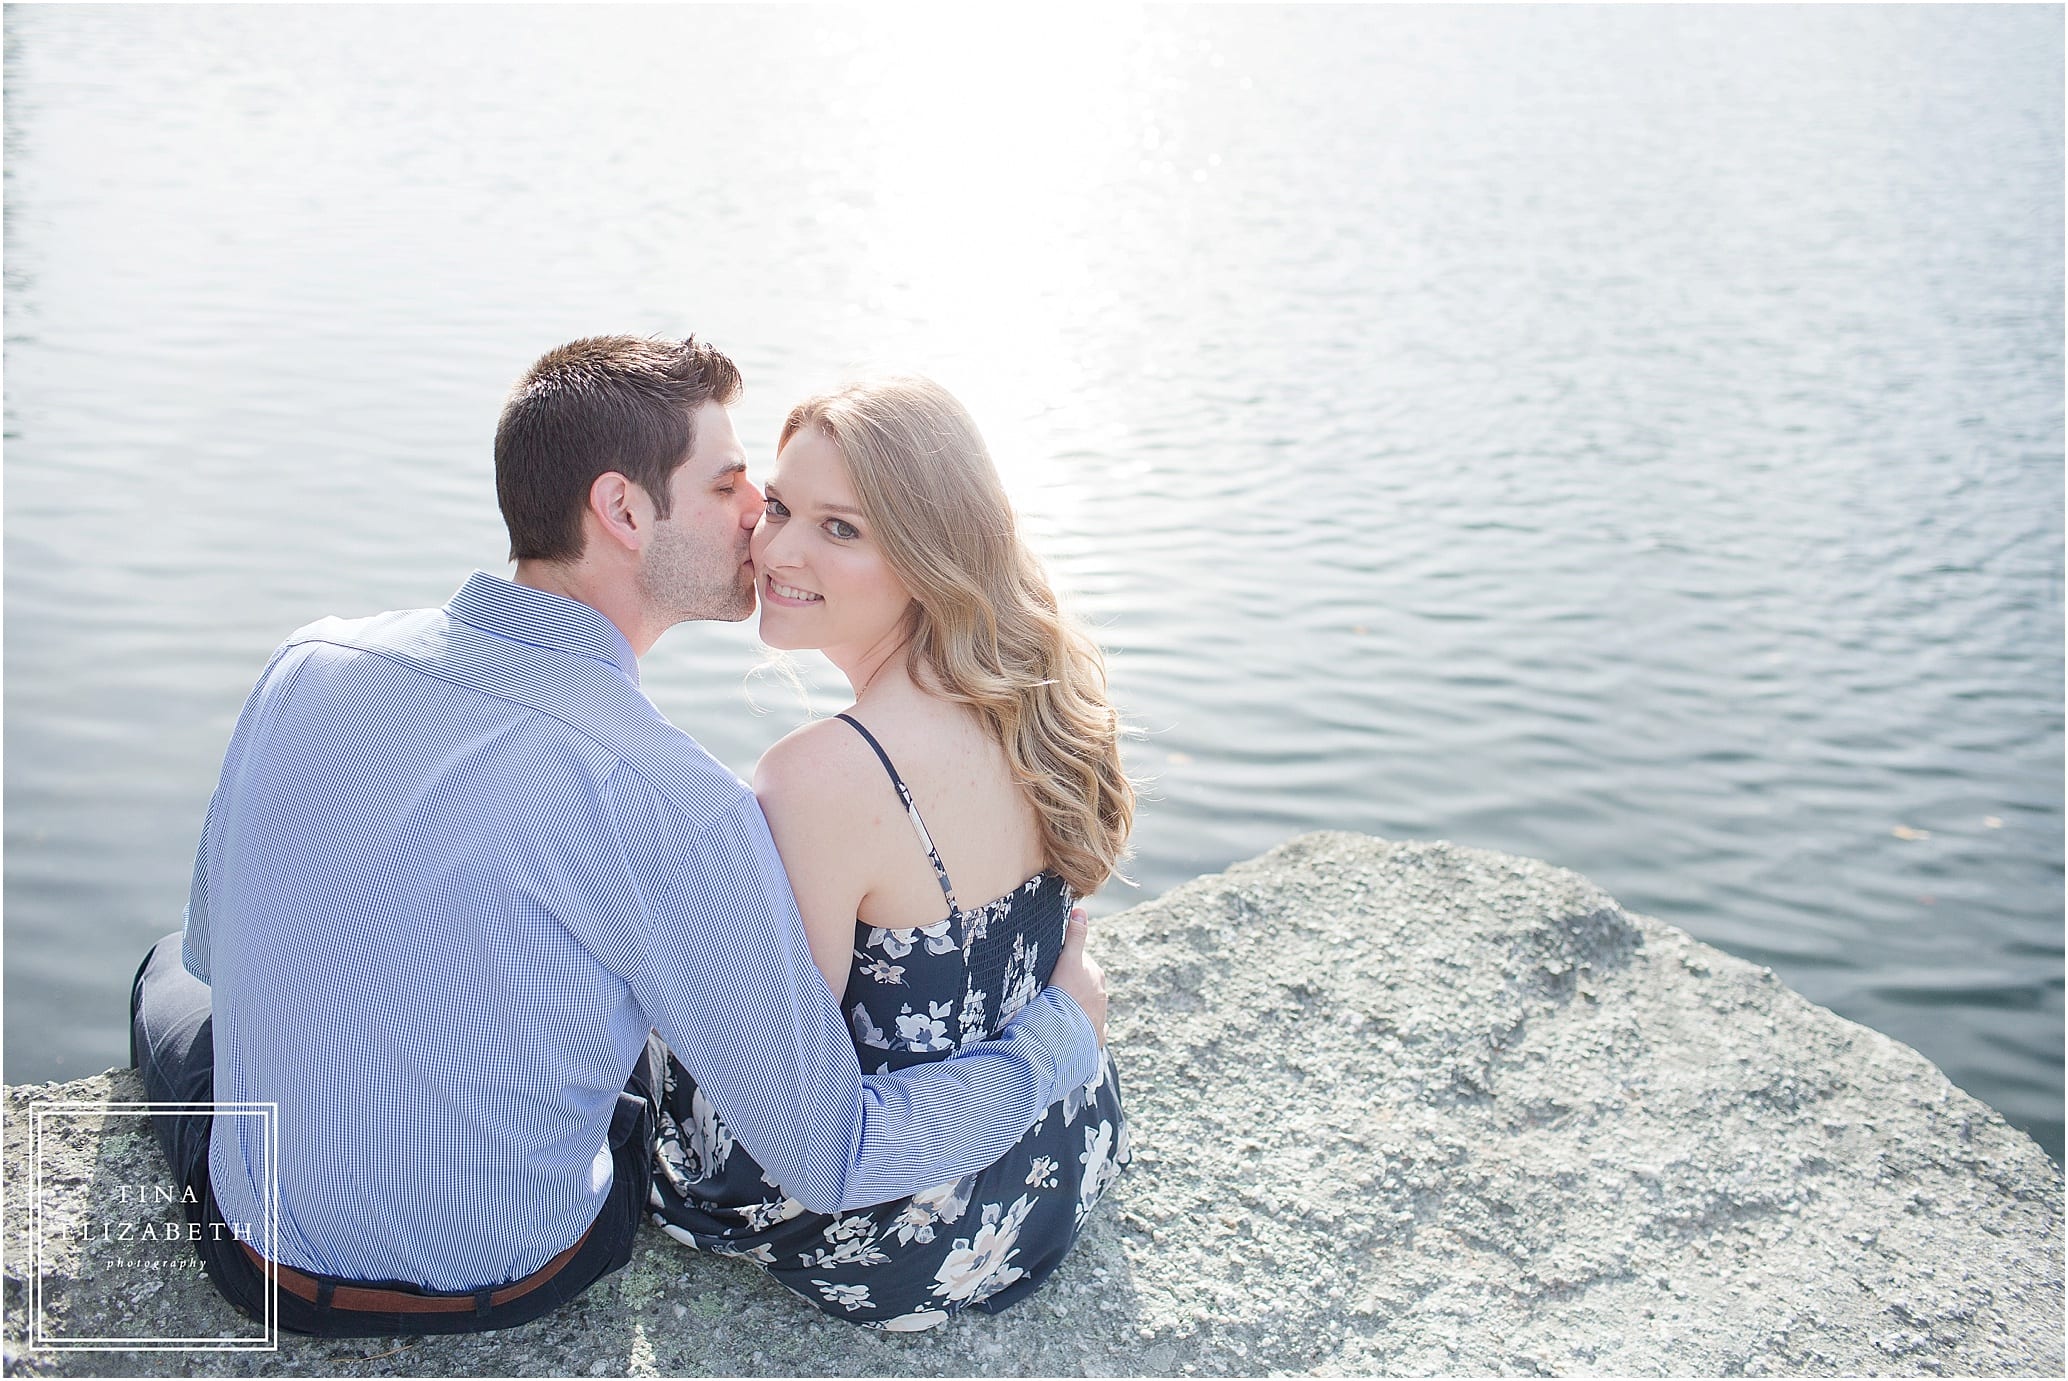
[763,573,823,606]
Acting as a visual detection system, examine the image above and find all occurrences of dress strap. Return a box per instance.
[834,713,960,915]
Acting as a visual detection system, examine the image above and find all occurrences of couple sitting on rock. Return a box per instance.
[128,335,1134,1337]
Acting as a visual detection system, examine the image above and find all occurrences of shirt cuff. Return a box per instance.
[1006,987,1101,1099]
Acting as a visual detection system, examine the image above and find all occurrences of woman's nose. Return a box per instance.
[753,514,793,566]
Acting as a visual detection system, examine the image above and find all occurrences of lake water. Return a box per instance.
[5,5,2061,1160]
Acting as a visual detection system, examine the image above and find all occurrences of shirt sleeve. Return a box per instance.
[182,640,303,986]
[181,797,217,985]
[611,772,1100,1215]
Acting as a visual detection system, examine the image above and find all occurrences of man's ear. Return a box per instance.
[586,472,649,554]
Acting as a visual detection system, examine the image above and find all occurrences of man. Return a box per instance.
[129,335,1107,1337]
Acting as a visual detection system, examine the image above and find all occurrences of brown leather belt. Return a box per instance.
[238,1226,591,1315]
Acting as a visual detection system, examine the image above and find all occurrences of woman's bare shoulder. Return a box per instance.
[752,715,892,819]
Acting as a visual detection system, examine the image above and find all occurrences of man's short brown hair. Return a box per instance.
[495,335,743,563]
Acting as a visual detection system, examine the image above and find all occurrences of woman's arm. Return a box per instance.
[752,720,879,1005]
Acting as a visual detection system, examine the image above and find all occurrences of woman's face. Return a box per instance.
[751,426,915,656]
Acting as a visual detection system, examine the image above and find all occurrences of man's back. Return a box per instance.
[193,575,749,1288]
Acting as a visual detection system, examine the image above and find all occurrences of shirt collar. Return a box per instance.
[445,571,641,684]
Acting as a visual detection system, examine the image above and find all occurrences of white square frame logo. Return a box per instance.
[31,1101,279,1352]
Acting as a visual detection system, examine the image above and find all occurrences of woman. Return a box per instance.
[648,376,1134,1331]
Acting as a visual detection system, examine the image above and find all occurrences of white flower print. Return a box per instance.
[717,1242,777,1266]
[803,1236,888,1270]
[1060,1045,1108,1126]
[800,1212,891,1270]
[969,1259,1027,1306]
[867,927,916,959]
[930,1195,1036,1304]
[1077,1119,1124,1224]
[919,917,957,955]
[815,1280,872,1312]
[653,1118,693,1196]
[857,952,906,986]
[963,895,1010,947]
[996,932,1041,1029]
[683,1084,734,1178]
[891,1199,939,1246]
[895,1000,955,1053]
[891,1173,977,1246]
[909,1173,977,1226]
[654,1083,736,1191]
[654,1218,699,1249]
[736,1197,802,1232]
[824,1214,875,1247]
[852,1003,891,1050]
[877,1308,949,1333]
[1025,1156,1060,1189]
[957,986,989,1045]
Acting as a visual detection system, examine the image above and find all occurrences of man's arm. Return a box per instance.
[180,799,217,985]
[182,641,303,985]
[612,774,1100,1216]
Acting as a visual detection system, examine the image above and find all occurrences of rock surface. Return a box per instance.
[4,832,2062,1376]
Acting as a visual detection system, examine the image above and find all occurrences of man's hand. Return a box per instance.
[1048,906,1108,1046]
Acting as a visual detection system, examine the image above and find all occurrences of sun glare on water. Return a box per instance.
[795,10,1161,497]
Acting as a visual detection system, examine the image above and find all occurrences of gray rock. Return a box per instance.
[5,833,2061,1376]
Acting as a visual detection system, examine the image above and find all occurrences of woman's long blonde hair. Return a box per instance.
[781,377,1134,897]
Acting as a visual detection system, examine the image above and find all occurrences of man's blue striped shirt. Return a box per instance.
[187,571,1098,1291]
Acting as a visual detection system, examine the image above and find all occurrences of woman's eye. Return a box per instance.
[764,497,790,519]
[827,518,859,540]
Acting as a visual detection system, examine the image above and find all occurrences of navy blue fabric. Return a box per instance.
[130,934,216,1187]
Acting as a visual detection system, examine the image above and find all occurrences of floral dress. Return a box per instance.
[648,714,1128,1331]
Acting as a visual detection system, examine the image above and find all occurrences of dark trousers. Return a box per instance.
[129,933,660,1337]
